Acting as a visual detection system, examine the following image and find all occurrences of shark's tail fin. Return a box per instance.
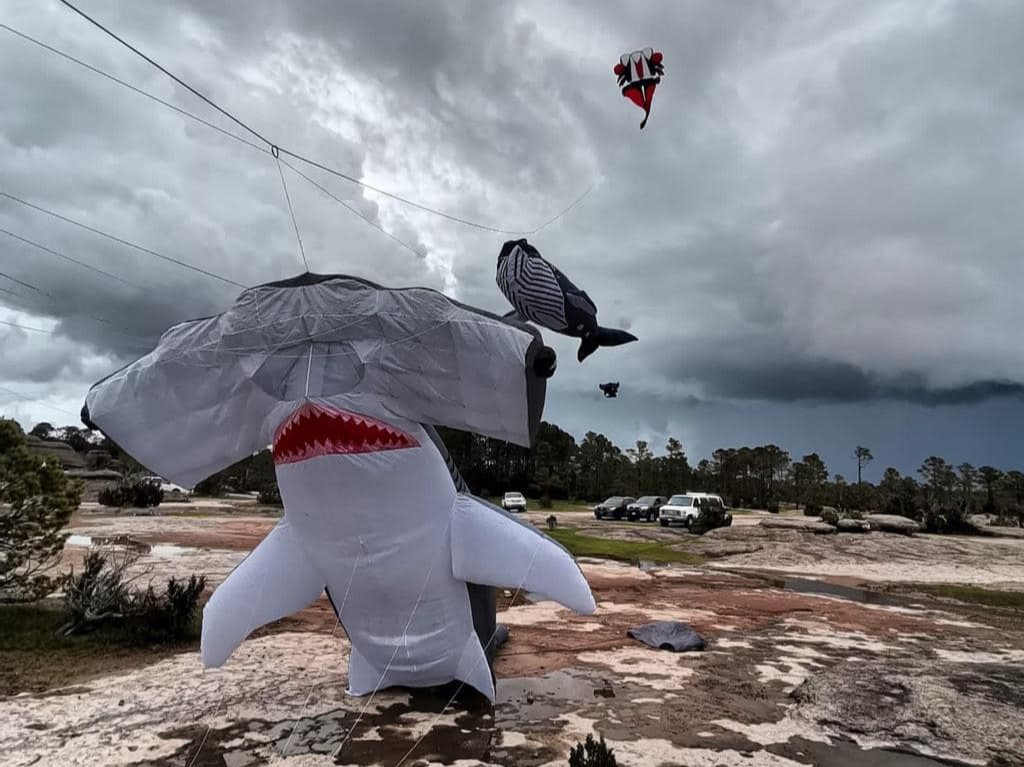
[577,327,638,362]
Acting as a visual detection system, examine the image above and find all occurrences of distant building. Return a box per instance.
[24,436,118,502]
[65,469,123,502]
[23,435,87,470]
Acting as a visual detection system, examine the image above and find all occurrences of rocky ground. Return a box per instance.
[2,504,1022,766]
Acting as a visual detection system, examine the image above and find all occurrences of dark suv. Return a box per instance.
[626,495,667,522]
[593,496,635,520]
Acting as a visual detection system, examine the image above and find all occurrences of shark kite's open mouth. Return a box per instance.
[273,402,419,465]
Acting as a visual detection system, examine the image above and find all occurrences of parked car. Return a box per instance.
[593,496,636,520]
[501,491,527,512]
[141,475,191,497]
[626,495,667,522]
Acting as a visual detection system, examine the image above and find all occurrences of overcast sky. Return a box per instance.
[2,0,1022,481]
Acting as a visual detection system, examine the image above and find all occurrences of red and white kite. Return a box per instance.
[614,48,664,129]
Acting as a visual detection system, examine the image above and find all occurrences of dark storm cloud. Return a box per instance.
[1,0,1022,471]
[663,354,1024,406]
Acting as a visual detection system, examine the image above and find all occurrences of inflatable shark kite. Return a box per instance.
[82,273,595,701]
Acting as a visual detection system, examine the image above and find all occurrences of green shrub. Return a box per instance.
[59,548,204,642]
[923,505,971,534]
[127,574,205,641]
[0,418,82,602]
[98,476,164,509]
[193,476,225,497]
[820,508,840,526]
[60,549,136,634]
[569,734,617,767]
[258,484,282,506]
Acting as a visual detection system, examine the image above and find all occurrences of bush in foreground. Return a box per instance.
[569,735,617,767]
[60,548,205,642]
[0,418,82,602]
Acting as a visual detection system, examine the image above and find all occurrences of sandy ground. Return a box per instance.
[2,508,1023,766]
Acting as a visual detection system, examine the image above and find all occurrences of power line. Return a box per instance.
[0,224,138,287]
[0,384,81,418]
[0,296,156,344]
[274,154,309,272]
[56,0,272,148]
[0,23,266,155]
[280,159,427,259]
[0,270,48,294]
[52,1,588,235]
[1,23,427,262]
[0,317,52,334]
[0,232,206,341]
[1,21,588,256]
[0,191,246,288]
[0,23,426,258]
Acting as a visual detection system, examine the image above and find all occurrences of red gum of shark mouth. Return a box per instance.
[273,402,419,465]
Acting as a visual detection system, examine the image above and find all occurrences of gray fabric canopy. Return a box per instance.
[84,273,553,487]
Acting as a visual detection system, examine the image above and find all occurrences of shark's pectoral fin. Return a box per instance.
[450,495,596,615]
[201,519,324,668]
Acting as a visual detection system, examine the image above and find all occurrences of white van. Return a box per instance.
[658,492,725,528]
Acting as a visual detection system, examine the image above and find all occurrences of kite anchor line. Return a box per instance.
[275,544,365,760]
[332,514,454,759]
[392,535,543,767]
[274,148,310,273]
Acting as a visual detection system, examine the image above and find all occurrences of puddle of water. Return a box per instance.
[64,535,197,557]
[496,670,609,729]
[771,737,975,767]
[780,578,907,607]
[150,544,197,557]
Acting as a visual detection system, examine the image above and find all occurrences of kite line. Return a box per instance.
[53,0,590,236]
[0,191,246,288]
[0,22,432,262]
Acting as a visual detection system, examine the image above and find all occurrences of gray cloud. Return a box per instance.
[1,0,1022,472]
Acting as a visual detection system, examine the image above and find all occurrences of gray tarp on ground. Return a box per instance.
[627,621,706,652]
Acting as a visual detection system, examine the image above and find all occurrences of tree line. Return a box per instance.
[17,420,1024,527]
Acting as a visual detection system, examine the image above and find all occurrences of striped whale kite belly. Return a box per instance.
[496,239,638,362]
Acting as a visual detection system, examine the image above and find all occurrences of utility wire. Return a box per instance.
[56,0,272,148]
[0,317,52,334]
[274,154,309,272]
[0,384,81,418]
[0,270,49,294]
[52,1,589,235]
[280,159,427,259]
[0,23,429,261]
[0,225,138,287]
[0,298,156,345]
[1,20,587,254]
[0,191,246,288]
[0,23,266,155]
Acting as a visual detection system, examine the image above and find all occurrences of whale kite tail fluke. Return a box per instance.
[578,327,639,362]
